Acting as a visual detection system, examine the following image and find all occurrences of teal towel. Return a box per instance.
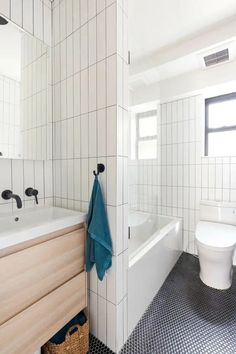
[86,175,112,281]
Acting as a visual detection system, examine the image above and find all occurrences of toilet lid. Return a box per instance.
[196,221,236,248]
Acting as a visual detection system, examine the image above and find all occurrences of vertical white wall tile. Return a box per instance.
[107,302,116,352]
[89,64,97,111]
[74,72,81,116]
[74,115,81,158]
[60,0,66,41]
[80,0,88,26]
[81,114,89,158]
[35,160,44,199]
[23,0,33,34]
[34,0,43,40]
[97,11,106,61]
[97,108,106,156]
[44,160,53,197]
[88,0,96,20]
[89,291,98,337]
[106,3,117,56]
[11,0,23,26]
[97,60,106,110]
[89,112,97,157]
[73,0,80,31]
[97,296,107,344]
[81,24,88,70]
[53,3,60,45]
[66,35,73,78]
[66,0,73,36]
[107,105,117,155]
[107,55,117,107]
[97,0,106,13]
[23,160,34,192]
[81,69,89,114]
[12,159,23,197]
[88,17,97,66]
[44,4,51,46]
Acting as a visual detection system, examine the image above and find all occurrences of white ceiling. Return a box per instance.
[129,0,236,90]
[128,0,236,63]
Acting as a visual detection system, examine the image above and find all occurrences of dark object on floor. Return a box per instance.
[50,312,87,344]
[121,253,236,354]
[89,334,114,354]
[43,312,89,354]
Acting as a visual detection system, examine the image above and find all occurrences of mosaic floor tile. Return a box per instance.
[90,253,236,354]
[121,253,236,354]
[89,334,114,354]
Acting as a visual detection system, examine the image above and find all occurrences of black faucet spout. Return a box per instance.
[11,194,22,209]
[1,190,22,209]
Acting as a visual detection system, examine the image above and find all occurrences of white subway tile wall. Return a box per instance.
[0,0,129,351]
[52,0,128,352]
[0,0,53,211]
[129,94,236,256]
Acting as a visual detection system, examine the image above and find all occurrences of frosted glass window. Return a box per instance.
[138,139,157,160]
[205,93,236,156]
[139,115,157,137]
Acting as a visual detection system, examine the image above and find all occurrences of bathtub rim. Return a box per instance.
[129,213,182,268]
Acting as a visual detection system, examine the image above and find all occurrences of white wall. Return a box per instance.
[0,1,129,352]
[129,94,236,256]
[52,0,129,352]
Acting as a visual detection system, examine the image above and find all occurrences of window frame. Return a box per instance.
[136,110,157,160]
[205,92,236,156]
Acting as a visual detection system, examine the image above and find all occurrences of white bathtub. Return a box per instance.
[128,211,182,335]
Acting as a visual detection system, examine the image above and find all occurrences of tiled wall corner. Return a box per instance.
[52,0,128,352]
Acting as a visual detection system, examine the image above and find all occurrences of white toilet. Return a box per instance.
[195,201,236,290]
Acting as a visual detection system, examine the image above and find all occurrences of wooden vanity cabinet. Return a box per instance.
[0,224,87,354]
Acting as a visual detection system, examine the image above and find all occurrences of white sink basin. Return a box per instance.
[0,206,86,251]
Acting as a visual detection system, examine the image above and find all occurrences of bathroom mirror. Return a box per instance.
[0,17,52,160]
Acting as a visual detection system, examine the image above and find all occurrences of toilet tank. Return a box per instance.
[200,200,236,226]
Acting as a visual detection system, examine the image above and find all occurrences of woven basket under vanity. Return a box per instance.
[42,321,89,354]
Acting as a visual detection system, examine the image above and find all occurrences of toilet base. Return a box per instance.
[199,270,233,290]
[197,243,235,290]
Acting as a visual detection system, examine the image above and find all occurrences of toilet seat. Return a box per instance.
[196,221,236,251]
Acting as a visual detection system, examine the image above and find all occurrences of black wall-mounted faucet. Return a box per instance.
[2,190,22,209]
[25,188,39,204]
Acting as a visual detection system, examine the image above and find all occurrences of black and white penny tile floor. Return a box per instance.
[90,253,236,354]
[89,334,114,354]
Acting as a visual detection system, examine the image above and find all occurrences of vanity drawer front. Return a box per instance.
[0,272,87,354]
[0,227,85,325]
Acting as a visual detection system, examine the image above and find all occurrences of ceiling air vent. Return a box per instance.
[203,48,229,67]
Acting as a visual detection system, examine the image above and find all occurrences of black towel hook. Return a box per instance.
[93,163,105,177]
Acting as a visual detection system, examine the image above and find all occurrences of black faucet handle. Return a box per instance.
[2,190,13,200]
[25,187,39,205]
